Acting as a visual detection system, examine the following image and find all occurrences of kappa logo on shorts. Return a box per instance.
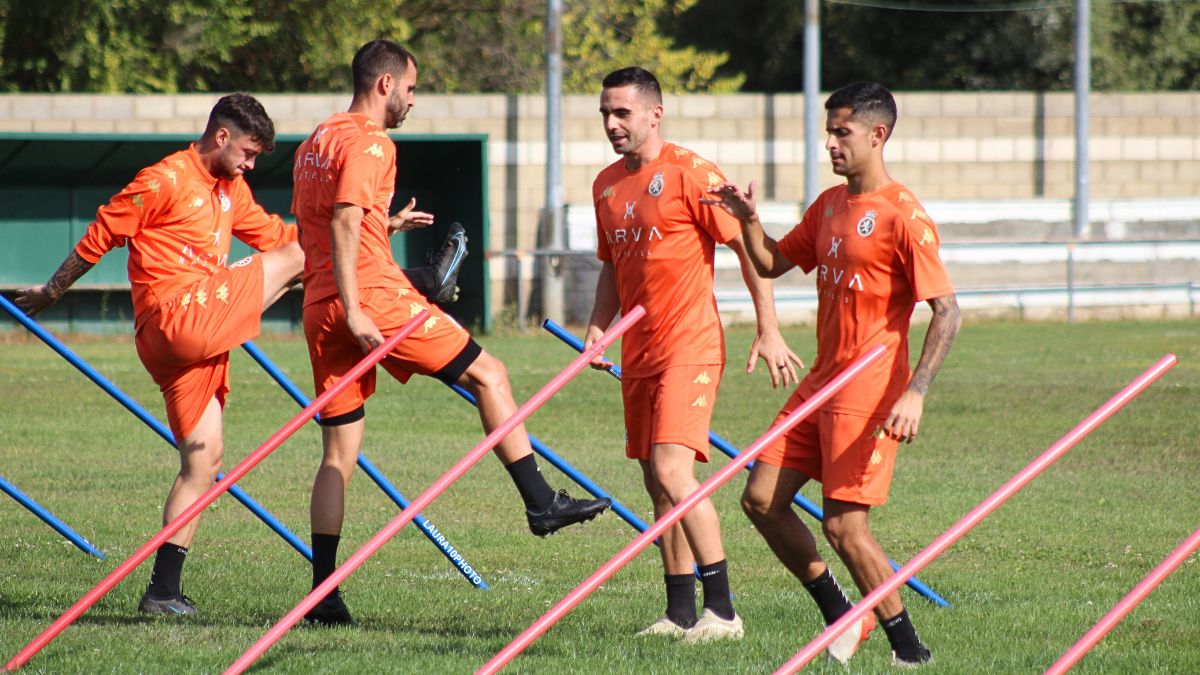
[215,282,230,303]
[648,172,664,197]
[870,450,883,465]
[691,395,708,408]
[423,316,440,333]
[693,371,711,385]
[856,210,877,238]
[194,288,208,309]
[397,288,411,298]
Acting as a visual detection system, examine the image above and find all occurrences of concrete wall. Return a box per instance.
[4,91,1199,322]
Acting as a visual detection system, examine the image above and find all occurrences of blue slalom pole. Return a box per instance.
[0,474,106,560]
[0,294,313,561]
[444,383,650,535]
[543,319,952,608]
[239,341,490,589]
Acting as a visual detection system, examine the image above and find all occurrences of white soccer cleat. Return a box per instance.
[635,616,688,638]
[825,612,876,664]
[682,608,744,644]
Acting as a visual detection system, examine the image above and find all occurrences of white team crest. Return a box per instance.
[218,188,231,213]
[856,210,876,237]
[648,172,664,197]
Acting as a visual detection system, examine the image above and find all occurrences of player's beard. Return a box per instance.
[385,90,409,129]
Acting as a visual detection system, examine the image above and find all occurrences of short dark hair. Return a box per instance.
[825,82,897,134]
[204,93,275,153]
[353,39,417,97]
[602,67,663,104]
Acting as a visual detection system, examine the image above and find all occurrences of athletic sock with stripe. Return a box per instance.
[883,608,932,664]
[803,567,854,625]
[698,559,735,620]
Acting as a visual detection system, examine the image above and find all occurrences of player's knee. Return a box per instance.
[740,485,778,523]
[822,517,857,552]
[468,352,511,393]
[279,241,303,268]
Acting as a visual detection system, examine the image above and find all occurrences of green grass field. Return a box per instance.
[1,319,1198,673]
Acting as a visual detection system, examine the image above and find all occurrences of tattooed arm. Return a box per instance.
[14,250,95,316]
[883,293,962,443]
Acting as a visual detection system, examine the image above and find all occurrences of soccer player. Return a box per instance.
[583,67,800,643]
[705,82,962,665]
[14,93,305,616]
[293,39,611,626]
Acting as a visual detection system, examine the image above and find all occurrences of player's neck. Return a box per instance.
[622,136,665,172]
[845,162,892,195]
[191,140,220,179]
[347,97,386,129]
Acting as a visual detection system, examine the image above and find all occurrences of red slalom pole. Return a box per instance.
[224,305,646,675]
[775,353,1177,674]
[479,344,886,675]
[1045,525,1200,675]
[4,311,429,673]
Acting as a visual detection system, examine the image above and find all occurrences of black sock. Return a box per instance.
[882,609,931,662]
[504,454,556,512]
[665,574,698,628]
[147,544,187,598]
[312,533,341,594]
[698,560,735,620]
[803,568,854,625]
[404,266,437,297]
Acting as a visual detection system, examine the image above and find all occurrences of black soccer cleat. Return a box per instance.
[429,222,468,305]
[304,589,357,627]
[138,590,198,616]
[526,490,612,537]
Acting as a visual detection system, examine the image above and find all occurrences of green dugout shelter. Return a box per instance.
[0,132,491,334]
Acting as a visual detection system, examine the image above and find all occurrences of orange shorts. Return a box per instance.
[621,364,722,462]
[134,256,265,442]
[303,286,471,419]
[757,389,900,506]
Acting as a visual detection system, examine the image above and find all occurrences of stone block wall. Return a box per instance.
[3,91,1198,321]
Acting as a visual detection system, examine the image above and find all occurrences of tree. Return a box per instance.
[1092,1,1200,90]
[667,0,1200,93]
[0,0,737,93]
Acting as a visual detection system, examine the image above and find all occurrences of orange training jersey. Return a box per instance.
[593,142,741,377]
[292,112,409,306]
[777,182,954,417]
[74,144,297,330]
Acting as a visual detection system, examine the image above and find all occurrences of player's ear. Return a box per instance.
[871,122,890,146]
[650,103,664,128]
[213,126,230,148]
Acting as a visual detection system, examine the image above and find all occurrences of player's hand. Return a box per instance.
[701,179,758,222]
[583,325,614,371]
[884,390,924,444]
[746,327,803,388]
[387,198,435,235]
[13,285,59,316]
[346,308,385,354]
